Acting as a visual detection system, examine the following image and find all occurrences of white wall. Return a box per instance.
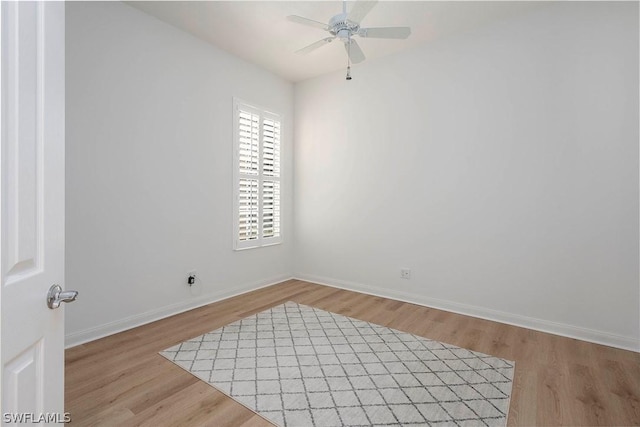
[66,1,639,352]
[65,2,294,346]
[294,2,639,350]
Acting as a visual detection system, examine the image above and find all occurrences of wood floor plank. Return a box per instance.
[569,363,609,425]
[535,364,567,426]
[595,359,640,425]
[71,406,134,427]
[507,365,537,426]
[66,279,640,426]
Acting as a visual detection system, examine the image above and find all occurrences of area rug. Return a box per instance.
[160,301,514,426]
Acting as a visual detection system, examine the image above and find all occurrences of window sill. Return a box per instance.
[234,241,282,251]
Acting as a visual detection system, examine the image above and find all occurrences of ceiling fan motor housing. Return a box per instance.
[328,13,360,40]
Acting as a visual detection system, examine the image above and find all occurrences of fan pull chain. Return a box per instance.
[346,34,352,81]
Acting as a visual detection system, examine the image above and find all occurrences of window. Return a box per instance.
[233,98,281,249]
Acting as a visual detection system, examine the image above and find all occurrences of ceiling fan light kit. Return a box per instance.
[287,0,411,80]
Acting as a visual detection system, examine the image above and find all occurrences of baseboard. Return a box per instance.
[294,273,640,353]
[64,274,293,348]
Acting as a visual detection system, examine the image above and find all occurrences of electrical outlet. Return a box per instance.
[187,270,197,286]
[401,269,411,279]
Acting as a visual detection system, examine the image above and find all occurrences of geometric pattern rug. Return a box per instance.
[160,301,514,426]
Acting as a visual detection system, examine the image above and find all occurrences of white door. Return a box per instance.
[1,1,69,423]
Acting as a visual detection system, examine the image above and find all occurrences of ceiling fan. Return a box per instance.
[287,0,411,79]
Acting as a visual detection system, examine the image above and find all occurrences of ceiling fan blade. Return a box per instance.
[347,0,378,24]
[296,37,335,55]
[345,39,366,64]
[359,26,412,39]
[287,15,329,31]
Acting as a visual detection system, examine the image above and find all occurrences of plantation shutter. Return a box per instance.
[262,116,280,240]
[238,111,260,242]
[234,99,282,249]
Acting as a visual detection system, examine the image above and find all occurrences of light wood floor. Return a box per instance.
[66,279,640,426]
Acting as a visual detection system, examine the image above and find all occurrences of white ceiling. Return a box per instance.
[126,1,547,83]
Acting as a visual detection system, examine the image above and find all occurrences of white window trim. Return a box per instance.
[233,97,282,250]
